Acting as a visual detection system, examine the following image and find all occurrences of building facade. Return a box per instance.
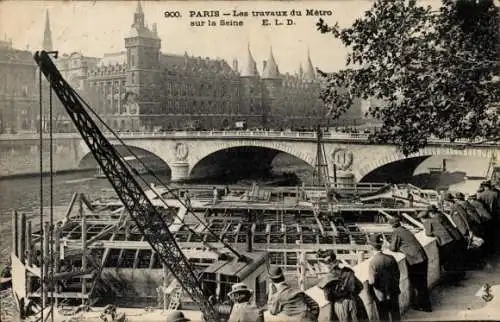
[0,38,39,133]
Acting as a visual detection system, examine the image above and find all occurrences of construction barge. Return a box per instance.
[8,183,430,321]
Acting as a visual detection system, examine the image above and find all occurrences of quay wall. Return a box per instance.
[0,138,88,177]
[265,231,441,321]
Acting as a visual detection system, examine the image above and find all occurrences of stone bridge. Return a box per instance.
[0,131,498,183]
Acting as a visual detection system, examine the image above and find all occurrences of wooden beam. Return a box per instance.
[64,192,78,221]
[12,211,18,257]
[72,240,372,252]
[28,292,89,299]
[401,212,424,229]
[18,212,26,264]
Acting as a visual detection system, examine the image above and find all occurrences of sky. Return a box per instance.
[0,0,443,74]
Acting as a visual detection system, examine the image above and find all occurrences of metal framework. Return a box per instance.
[34,51,219,321]
[313,125,331,187]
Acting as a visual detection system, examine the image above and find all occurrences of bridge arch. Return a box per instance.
[356,146,497,183]
[189,144,314,181]
[78,145,171,175]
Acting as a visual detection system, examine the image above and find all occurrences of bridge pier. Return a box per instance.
[334,170,356,189]
[170,162,189,182]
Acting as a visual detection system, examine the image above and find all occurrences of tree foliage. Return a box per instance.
[317,0,500,155]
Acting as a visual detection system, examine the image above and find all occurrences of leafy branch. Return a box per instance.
[316,0,500,155]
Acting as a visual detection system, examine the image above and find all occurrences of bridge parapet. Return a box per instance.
[1,131,497,146]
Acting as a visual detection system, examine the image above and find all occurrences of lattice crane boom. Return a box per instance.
[34,50,220,322]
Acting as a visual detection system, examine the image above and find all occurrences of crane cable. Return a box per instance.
[49,73,55,322]
[38,67,45,322]
[70,89,245,260]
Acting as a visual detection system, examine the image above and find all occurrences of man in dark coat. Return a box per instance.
[267,266,319,322]
[445,193,472,239]
[388,218,432,312]
[367,234,401,322]
[478,181,499,217]
[456,192,483,237]
[419,205,465,285]
[478,181,500,254]
[317,250,367,322]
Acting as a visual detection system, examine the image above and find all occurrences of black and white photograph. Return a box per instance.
[0,0,499,321]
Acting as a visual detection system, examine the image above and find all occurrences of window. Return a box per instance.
[131,54,135,67]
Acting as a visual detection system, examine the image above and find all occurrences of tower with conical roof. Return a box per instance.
[42,10,53,51]
[241,44,258,77]
[261,47,283,127]
[239,44,264,124]
[124,0,161,121]
[261,47,280,79]
[303,49,315,82]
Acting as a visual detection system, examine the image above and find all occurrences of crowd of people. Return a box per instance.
[164,180,499,322]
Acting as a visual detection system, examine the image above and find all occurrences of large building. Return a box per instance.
[0,3,363,133]
[0,38,39,133]
[67,2,363,131]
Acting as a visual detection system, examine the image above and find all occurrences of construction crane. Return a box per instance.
[34,51,220,321]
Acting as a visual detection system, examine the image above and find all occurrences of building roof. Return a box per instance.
[160,53,236,75]
[303,49,315,81]
[241,44,258,77]
[262,47,280,79]
[99,51,127,66]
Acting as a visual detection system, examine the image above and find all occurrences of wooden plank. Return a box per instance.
[28,292,89,299]
[401,212,424,229]
[73,240,372,252]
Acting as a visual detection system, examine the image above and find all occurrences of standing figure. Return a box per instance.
[227,283,264,322]
[267,267,319,322]
[367,234,401,322]
[468,193,493,254]
[388,218,432,312]
[478,181,500,253]
[316,250,366,322]
[419,205,465,285]
[213,186,219,205]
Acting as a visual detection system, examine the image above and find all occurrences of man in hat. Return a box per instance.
[367,234,401,322]
[478,181,499,219]
[227,283,264,322]
[456,192,483,236]
[468,193,494,254]
[317,272,341,322]
[478,181,500,254]
[420,205,465,285]
[388,217,431,312]
[445,193,472,240]
[267,266,319,322]
[166,311,191,322]
[455,192,483,238]
[316,250,366,322]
